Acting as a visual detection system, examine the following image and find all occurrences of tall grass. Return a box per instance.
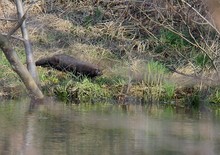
[141,61,170,103]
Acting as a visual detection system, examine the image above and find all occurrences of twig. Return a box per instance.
[1,33,25,41]
[167,66,215,82]
[180,0,219,75]
[7,13,27,38]
[0,17,17,21]
[129,13,159,41]
[7,1,36,38]
[181,0,220,35]
[137,5,218,72]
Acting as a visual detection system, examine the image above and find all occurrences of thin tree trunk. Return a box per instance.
[0,34,44,99]
[14,0,40,85]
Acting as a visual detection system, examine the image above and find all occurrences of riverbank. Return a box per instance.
[0,1,220,106]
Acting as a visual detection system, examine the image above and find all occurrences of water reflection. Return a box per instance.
[0,98,219,155]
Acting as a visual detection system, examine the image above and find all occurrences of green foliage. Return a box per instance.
[95,76,126,86]
[141,61,169,103]
[160,29,191,47]
[0,52,10,67]
[0,52,21,85]
[76,78,110,102]
[38,68,61,95]
[144,60,168,86]
[83,7,103,26]
[54,79,75,102]
[154,45,165,53]
[187,91,200,109]
[163,82,176,100]
[53,76,111,103]
[210,89,220,104]
[39,69,59,85]
[195,53,210,68]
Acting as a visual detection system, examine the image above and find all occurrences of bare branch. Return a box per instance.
[135,5,218,72]
[181,0,220,35]
[7,12,27,38]
[167,66,215,82]
[7,1,35,37]
[15,0,40,85]
[0,17,17,21]
[1,33,25,41]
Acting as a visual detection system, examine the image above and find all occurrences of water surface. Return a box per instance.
[0,98,219,155]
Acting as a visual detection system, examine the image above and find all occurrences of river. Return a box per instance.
[0,98,219,155]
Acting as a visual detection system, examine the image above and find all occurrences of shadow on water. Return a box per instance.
[0,98,219,155]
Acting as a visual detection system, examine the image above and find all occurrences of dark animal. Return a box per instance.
[35,54,102,78]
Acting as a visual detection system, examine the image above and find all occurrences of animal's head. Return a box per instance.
[95,69,103,76]
[89,68,103,78]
